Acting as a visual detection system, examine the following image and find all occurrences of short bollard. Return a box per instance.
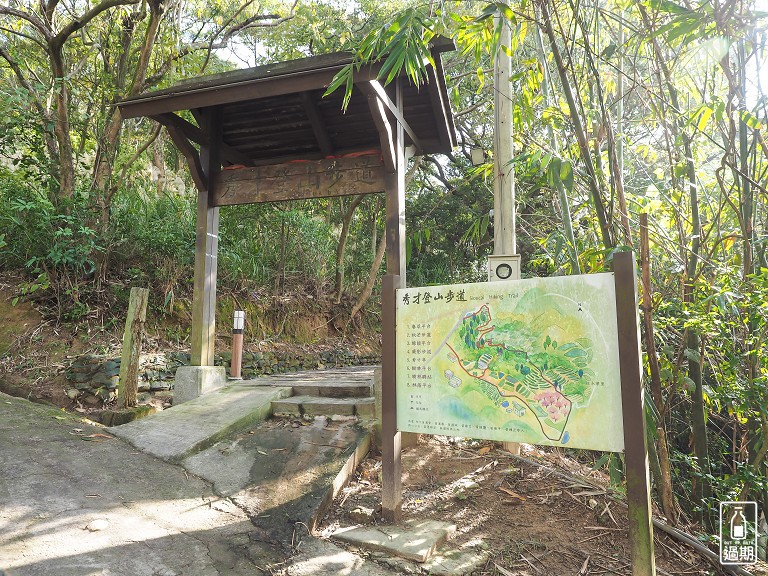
[231,310,245,379]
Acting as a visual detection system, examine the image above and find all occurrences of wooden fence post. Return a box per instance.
[118,288,149,409]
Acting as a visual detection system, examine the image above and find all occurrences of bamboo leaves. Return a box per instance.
[325,8,437,109]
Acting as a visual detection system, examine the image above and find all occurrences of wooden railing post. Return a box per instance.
[118,287,149,409]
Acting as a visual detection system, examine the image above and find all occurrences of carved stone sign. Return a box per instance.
[212,155,386,205]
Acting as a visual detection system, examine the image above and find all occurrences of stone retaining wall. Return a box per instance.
[65,348,379,407]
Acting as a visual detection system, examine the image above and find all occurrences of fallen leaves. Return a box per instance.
[493,562,517,576]
[498,486,526,502]
[69,428,114,442]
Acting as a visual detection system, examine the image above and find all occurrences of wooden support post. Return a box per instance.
[384,84,406,279]
[614,251,656,576]
[381,77,411,522]
[190,189,219,366]
[118,287,149,409]
[191,108,222,366]
[381,274,402,522]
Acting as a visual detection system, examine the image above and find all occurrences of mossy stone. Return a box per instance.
[101,405,156,426]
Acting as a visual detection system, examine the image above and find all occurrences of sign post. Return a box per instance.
[387,251,655,573]
[613,251,656,576]
[381,274,402,522]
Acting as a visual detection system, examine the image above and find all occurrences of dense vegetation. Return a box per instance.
[2,0,768,538]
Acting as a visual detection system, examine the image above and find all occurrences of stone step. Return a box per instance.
[332,519,456,563]
[272,395,375,418]
[240,367,376,399]
[182,417,371,539]
[253,381,372,398]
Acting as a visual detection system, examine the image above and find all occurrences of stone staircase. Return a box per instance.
[257,366,377,419]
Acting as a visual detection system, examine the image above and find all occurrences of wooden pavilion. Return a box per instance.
[118,40,456,520]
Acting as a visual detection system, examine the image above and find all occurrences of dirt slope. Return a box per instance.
[319,437,766,575]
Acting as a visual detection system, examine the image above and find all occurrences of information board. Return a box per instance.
[396,274,625,452]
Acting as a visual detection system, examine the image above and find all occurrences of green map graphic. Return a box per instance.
[396,274,625,452]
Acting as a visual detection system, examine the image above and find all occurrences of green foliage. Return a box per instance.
[111,190,195,264]
[326,7,437,108]
[218,204,335,286]
[0,169,102,319]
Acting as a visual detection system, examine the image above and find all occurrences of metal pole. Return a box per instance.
[231,310,245,379]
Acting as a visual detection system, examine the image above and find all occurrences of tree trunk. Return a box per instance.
[50,49,75,200]
[640,213,677,523]
[91,5,163,226]
[350,229,387,321]
[276,212,287,292]
[571,2,631,246]
[533,14,580,273]
[334,195,364,303]
[153,130,167,193]
[537,0,613,248]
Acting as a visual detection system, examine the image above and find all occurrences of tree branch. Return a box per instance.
[455,99,491,118]
[51,0,142,49]
[109,122,162,199]
[200,0,299,71]
[0,26,48,50]
[146,2,298,87]
[0,7,52,40]
[0,45,50,124]
[44,0,61,27]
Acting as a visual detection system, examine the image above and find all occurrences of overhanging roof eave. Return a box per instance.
[117,38,458,161]
[118,62,376,119]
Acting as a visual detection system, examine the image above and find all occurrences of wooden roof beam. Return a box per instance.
[358,80,423,155]
[153,112,254,167]
[300,91,334,156]
[366,88,396,172]
[426,57,457,149]
[162,122,207,193]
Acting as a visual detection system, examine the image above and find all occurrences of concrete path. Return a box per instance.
[0,393,279,576]
[0,367,384,576]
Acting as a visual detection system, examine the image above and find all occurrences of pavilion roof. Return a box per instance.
[118,39,456,168]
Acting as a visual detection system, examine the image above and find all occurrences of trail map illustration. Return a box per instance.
[396,274,625,452]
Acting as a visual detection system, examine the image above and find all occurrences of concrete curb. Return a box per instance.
[309,431,371,533]
[109,384,292,462]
